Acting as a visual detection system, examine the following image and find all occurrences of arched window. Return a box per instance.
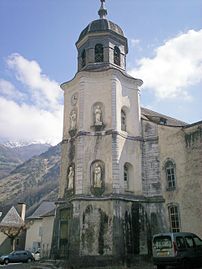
[95,44,104,63]
[124,163,129,189]
[168,204,180,232]
[121,109,126,131]
[114,46,120,66]
[81,49,86,68]
[165,160,176,190]
[124,162,134,190]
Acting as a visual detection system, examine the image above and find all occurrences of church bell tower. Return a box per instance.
[52,1,151,266]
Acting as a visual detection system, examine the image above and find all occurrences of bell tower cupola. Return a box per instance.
[76,0,128,72]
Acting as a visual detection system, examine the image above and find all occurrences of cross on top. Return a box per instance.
[98,0,107,19]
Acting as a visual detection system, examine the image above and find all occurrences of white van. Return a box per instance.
[152,232,202,269]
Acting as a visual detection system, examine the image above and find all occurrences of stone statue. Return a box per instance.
[93,163,102,188]
[94,105,102,125]
[70,110,77,130]
[67,166,74,189]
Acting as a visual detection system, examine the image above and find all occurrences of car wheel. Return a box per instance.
[27,258,32,263]
[4,259,9,265]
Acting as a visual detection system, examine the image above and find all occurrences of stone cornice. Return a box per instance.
[62,194,165,204]
[62,129,143,143]
[60,67,143,90]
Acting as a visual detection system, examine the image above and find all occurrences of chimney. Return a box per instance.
[17,203,26,222]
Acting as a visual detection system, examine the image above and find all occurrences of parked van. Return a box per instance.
[152,232,202,269]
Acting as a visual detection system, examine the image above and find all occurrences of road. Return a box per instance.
[0,263,32,269]
[0,263,202,269]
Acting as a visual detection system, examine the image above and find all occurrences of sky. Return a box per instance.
[0,0,202,145]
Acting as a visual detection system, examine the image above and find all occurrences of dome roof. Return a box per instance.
[77,19,125,44]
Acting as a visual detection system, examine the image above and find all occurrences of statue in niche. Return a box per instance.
[70,110,77,130]
[67,165,74,189]
[94,105,102,126]
[93,163,102,188]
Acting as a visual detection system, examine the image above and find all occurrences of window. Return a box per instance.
[123,162,134,191]
[185,236,194,248]
[159,117,167,125]
[81,49,86,68]
[165,160,176,190]
[124,164,129,189]
[176,237,186,249]
[114,46,120,66]
[124,164,129,186]
[121,109,126,131]
[153,236,172,249]
[95,44,104,62]
[39,226,43,237]
[168,205,180,232]
[193,236,202,246]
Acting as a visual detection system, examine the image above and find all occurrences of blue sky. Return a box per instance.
[0,0,202,145]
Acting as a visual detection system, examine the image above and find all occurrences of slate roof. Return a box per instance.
[27,201,56,220]
[77,19,125,44]
[141,107,188,127]
[0,206,24,228]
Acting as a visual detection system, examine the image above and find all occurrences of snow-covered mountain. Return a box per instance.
[0,141,51,179]
[1,139,53,148]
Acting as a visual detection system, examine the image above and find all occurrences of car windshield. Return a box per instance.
[153,236,172,249]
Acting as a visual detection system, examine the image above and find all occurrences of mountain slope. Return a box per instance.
[0,143,51,179]
[0,144,61,214]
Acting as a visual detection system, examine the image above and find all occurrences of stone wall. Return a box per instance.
[158,122,202,237]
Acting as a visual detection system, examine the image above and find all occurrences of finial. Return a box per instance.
[98,0,107,19]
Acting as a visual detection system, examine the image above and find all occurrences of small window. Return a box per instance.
[153,236,172,249]
[165,160,176,190]
[121,110,126,131]
[159,117,167,125]
[193,236,202,247]
[95,44,104,62]
[176,237,186,249]
[114,46,120,66]
[39,226,43,237]
[81,49,86,68]
[124,163,129,190]
[168,205,180,232]
[185,237,194,248]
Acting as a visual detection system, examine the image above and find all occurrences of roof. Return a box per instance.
[0,206,24,228]
[77,19,125,43]
[41,208,56,218]
[141,107,188,127]
[27,201,56,220]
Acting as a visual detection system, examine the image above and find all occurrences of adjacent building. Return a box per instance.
[25,201,56,258]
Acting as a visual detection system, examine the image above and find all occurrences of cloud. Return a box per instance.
[129,29,202,99]
[0,97,63,145]
[0,79,25,101]
[0,54,63,145]
[7,53,62,110]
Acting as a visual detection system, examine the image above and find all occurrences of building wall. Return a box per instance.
[0,232,11,254]
[183,123,202,237]
[25,219,42,252]
[41,216,55,258]
[158,122,202,237]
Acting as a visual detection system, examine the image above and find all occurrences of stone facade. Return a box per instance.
[51,1,202,267]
